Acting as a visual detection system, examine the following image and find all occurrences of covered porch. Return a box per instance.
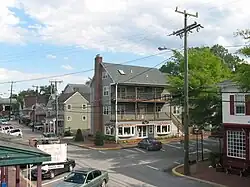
[0,136,51,187]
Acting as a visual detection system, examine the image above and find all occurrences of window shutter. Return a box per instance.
[245,95,250,115]
[229,95,234,115]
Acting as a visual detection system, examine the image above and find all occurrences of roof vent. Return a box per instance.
[118,69,126,75]
[130,69,133,73]
[146,74,148,77]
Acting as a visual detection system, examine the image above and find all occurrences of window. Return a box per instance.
[149,126,153,133]
[82,104,87,110]
[118,126,135,136]
[82,116,86,121]
[93,170,102,178]
[118,69,125,75]
[102,72,108,79]
[67,104,72,110]
[156,125,171,134]
[105,126,114,135]
[103,106,109,115]
[103,86,109,96]
[173,106,181,114]
[227,130,246,159]
[67,116,72,121]
[235,94,245,114]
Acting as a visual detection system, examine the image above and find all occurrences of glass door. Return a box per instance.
[137,126,147,138]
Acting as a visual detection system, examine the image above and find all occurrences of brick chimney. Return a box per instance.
[93,54,103,134]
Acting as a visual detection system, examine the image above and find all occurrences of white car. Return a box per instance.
[1,126,13,133]
[8,129,22,137]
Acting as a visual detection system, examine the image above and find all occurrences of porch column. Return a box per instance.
[4,167,8,185]
[36,164,42,187]
[16,165,20,187]
[1,167,5,183]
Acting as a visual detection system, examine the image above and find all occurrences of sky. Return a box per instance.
[0,0,249,97]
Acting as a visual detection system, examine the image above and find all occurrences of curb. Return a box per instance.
[171,164,227,187]
[68,142,137,150]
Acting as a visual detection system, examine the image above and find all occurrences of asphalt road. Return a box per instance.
[10,121,220,187]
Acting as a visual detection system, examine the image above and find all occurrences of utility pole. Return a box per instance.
[49,80,63,135]
[169,7,203,175]
[32,85,39,132]
[9,81,14,120]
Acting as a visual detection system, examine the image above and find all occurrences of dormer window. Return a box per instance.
[102,72,108,79]
[118,69,125,75]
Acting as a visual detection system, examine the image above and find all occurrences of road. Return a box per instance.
[10,121,220,187]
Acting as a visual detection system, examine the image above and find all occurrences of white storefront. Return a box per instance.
[105,121,178,140]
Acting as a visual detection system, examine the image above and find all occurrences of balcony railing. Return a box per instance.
[110,112,170,121]
[111,91,168,102]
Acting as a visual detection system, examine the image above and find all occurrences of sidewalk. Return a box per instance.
[173,160,250,187]
[69,134,210,150]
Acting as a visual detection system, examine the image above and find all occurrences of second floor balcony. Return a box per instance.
[110,112,170,122]
[111,91,168,103]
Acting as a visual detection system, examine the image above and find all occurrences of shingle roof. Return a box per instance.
[57,92,90,103]
[24,95,48,108]
[64,84,90,93]
[102,62,167,86]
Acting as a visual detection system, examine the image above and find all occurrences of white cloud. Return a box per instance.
[0,68,88,94]
[61,64,73,70]
[1,0,250,54]
[63,57,69,60]
[46,54,56,59]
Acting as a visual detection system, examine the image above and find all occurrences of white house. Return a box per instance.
[220,80,250,173]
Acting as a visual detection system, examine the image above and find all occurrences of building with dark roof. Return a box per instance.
[90,54,183,140]
[45,91,91,135]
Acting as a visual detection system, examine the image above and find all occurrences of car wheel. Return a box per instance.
[101,180,106,187]
[50,171,55,179]
[68,164,73,172]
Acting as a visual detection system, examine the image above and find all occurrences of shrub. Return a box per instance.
[75,129,84,142]
[94,131,104,146]
[64,130,73,137]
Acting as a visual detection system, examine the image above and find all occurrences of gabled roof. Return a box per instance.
[63,84,90,94]
[0,133,51,166]
[56,92,90,103]
[102,62,167,86]
[24,95,48,108]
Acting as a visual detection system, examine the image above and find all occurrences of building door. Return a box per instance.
[137,126,147,138]
[148,125,154,138]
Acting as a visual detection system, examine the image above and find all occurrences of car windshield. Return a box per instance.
[64,172,87,184]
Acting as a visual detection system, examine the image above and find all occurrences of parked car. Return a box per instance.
[31,159,75,180]
[1,126,13,134]
[137,138,162,151]
[8,128,23,137]
[55,168,109,187]
[43,132,57,138]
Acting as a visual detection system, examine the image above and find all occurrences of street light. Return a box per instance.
[158,47,170,51]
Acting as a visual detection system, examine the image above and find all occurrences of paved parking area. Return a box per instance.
[12,121,220,187]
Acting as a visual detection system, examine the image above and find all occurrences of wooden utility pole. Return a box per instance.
[169,7,203,175]
[9,81,14,120]
[32,85,39,132]
[49,80,63,135]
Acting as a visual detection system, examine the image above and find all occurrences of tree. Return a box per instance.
[233,29,250,90]
[161,47,232,128]
[210,44,243,70]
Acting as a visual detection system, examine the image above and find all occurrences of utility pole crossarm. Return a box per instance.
[175,7,198,18]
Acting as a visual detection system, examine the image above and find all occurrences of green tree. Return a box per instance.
[233,29,250,90]
[162,47,232,128]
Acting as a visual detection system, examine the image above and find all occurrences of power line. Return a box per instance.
[0,50,171,85]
